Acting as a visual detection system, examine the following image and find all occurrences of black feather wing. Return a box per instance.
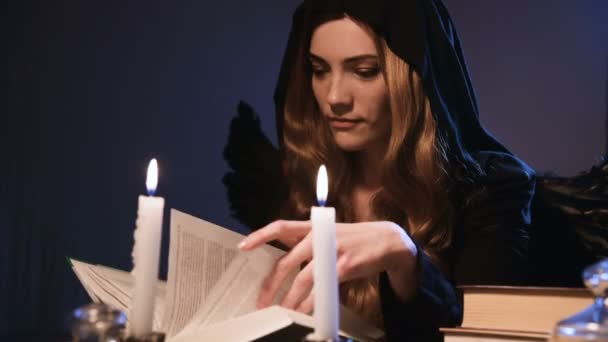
[222,101,284,231]
[529,158,608,286]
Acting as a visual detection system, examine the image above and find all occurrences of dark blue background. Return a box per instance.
[2,0,607,338]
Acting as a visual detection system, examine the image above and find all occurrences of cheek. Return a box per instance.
[311,79,326,107]
[356,82,390,125]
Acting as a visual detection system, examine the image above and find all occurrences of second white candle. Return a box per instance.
[311,164,339,340]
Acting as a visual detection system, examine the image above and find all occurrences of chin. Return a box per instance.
[333,134,367,152]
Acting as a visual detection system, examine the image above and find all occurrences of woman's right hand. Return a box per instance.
[238,219,418,313]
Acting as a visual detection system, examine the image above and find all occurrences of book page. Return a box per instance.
[95,264,167,331]
[162,210,242,337]
[170,306,299,342]
[71,259,130,312]
[71,259,101,303]
[175,246,295,338]
[70,259,166,331]
[172,305,384,342]
[87,264,130,311]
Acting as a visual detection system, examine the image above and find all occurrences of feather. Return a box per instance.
[222,101,284,231]
[528,157,608,286]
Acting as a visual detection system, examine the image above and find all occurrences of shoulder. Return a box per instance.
[449,152,536,285]
[459,151,536,226]
[472,151,535,186]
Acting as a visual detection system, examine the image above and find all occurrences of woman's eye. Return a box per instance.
[355,67,380,79]
[311,66,328,77]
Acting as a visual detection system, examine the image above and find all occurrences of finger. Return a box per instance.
[295,290,314,314]
[239,220,311,250]
[257,234,313,308]
[280,261,313,310]
[334,223,366,255]
[336,253,361,283]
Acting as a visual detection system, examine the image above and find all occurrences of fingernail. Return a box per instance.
[238,240,248,250]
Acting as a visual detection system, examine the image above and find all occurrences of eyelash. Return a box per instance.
[310,65,380,80]
[355,68,380,79]
[311,66,328,77]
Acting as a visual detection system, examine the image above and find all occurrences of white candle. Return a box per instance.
[130,158,165,337]
[311,164,339,340]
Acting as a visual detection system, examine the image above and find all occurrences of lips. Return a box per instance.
[328,117,362,129]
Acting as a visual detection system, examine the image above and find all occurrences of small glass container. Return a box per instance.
[553,259,608,341]
[70,303,127,342]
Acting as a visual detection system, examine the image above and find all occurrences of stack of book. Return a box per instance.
[441,286,593,342]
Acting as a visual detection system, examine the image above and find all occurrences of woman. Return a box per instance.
[224,0,535,340]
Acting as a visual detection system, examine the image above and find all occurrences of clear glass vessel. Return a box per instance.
[70,302,127,342]
[553,259,608,341]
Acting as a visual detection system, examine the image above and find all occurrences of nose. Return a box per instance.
[327,75,352,115]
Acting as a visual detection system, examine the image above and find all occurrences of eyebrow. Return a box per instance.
[308,53,379,65]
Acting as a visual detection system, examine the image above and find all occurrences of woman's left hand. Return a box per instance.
[237,220,417,313]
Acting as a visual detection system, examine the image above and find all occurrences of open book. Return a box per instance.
[71,209,384,341]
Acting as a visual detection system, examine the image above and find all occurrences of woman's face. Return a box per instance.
[309,17,391,152]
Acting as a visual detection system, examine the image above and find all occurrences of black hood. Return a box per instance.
[273,0,510,182]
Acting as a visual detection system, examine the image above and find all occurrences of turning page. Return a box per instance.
[175,242,295,338]
[162,210,243,336]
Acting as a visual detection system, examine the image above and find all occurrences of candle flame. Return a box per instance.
[146,158,158,196]
[316,164,328,206]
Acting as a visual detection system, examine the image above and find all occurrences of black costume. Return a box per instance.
[224,0,537,340]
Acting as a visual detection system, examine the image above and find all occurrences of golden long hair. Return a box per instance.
[279,15,454,327]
